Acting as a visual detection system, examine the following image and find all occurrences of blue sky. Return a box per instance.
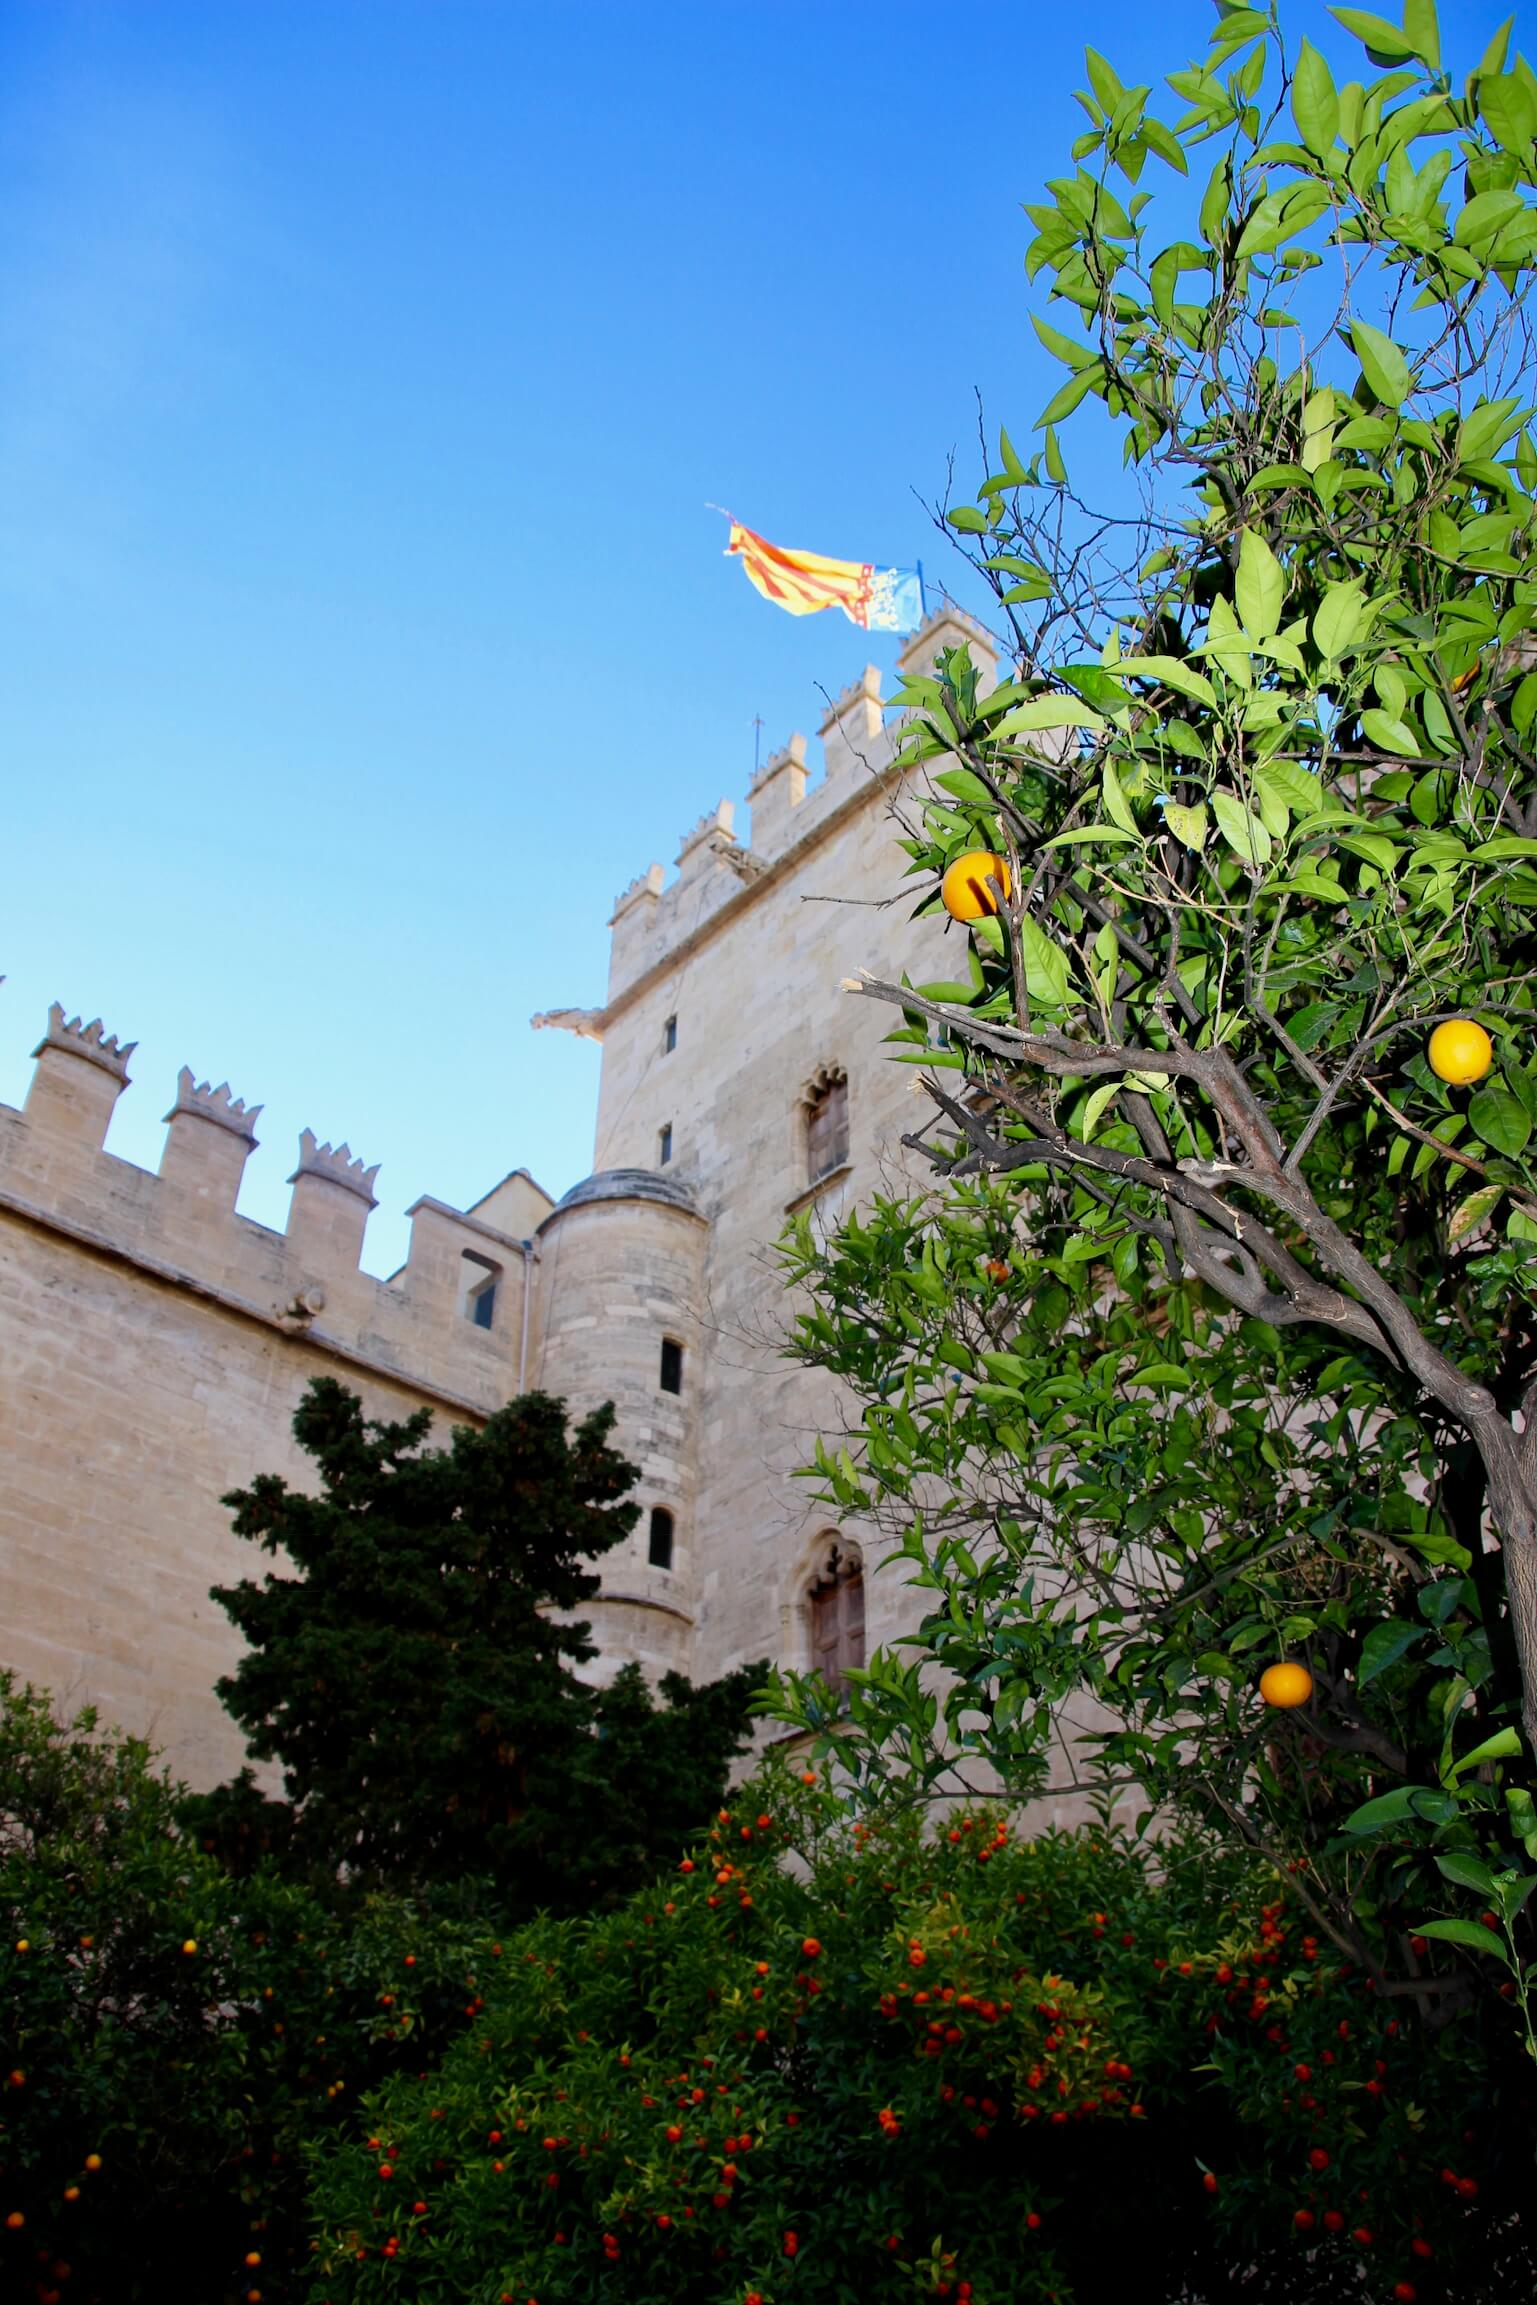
[0,0,1514,1273]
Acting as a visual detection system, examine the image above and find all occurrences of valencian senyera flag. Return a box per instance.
[725,522,925,633]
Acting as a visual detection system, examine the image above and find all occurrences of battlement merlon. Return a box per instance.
[818,664,884,779]
[605,862,667,1006]
[748,732,808,856]
[24,1004,138,1153]
[285,1130,381,1274]
[159,1069,263,1212]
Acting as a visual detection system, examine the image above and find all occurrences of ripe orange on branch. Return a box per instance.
[1427,1019,1492,1085]
[940,850,1011,921]
[1259,1661,1313,1709]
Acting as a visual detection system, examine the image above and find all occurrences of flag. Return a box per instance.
[725,522,924,633]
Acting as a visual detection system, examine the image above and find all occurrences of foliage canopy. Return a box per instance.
[199,1379,760,1916]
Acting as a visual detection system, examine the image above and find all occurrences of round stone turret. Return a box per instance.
[533,1169,708,1680]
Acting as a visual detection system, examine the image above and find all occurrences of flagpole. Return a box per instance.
[916,560,928,619]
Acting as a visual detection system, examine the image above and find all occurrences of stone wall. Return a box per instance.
[0,1008,552,1784]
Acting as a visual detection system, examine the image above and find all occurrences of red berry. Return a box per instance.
[1202,2172,1218,2195]
[1308,2149,1329,2172]
[1293,2209,1315,2231]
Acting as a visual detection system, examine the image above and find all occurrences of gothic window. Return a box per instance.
[659,1336,683,1394]
[804,1069,849,1184]
[648,1506,675,1570]
[460,1251,500,1330]
[807,1538,864,1695]
[658,1123,673,1166]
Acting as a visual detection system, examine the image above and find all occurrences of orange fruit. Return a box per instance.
[1259,1661,1313,1709]
[1428,1019,1492,1085]
[940,850,1011,922]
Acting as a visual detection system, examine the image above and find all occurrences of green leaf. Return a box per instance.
[1358,1620,1427,1685]
[1102,761,1138,833]
[1039,823,1142,850]
[1342,1785,1423,1833]
[1447,1183,1503,1243]
[1312,581,1366,659]
[993,696,1108,736]
[1124,1363,1191,1389]
[1115,654,1219,707]
[1467,1085,1531,1156]
[935,768,997,806]
[1235,529,1285,638]
[1287,38,1340,156]
[1480,72,1537,154]
[1330,7,1419,64]
[1211,788,1272,865]
[1449,1725,1524,1775]
[1161,799,1210,850]
[1403,0,1440,70]
[1031,312,1097,371]
[1078,1081,1122,1142]
[1434,1849,1497,1892]
[1020,917,1071,1007]
[1408,1917,1512,1959]
[1351,318,1414,409]
[1361,707,1423,756]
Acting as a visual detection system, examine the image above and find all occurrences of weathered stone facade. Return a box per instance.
[0,608,995,1784]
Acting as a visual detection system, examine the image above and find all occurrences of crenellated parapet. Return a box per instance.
[589,609,1005,1010]
[0,1000,554,1418]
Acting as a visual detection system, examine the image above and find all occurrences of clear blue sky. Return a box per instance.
[0,0,1513,1273]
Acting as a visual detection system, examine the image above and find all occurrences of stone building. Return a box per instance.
[0,606,995,1787]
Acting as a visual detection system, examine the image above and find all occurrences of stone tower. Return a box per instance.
[532,606,999,1692]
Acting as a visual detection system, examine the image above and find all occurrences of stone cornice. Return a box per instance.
[0,1181,496,1423]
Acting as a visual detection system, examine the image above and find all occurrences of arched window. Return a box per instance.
[804,1067,849,1184]
[648,1506,675,1571]
[807,1537,864,1694]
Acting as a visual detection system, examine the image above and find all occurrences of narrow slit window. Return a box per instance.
[805,1073,849,1183]
[658,1123,673,1166]
[460,1251,501,1331]
[648,1506,675,1570]
[659,1337,683,1394]
[663,1014,677,1054]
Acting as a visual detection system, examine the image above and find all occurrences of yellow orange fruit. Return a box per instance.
[181,1939,199,1955]
[1428,1019,1493,1085]
[940,850,1011,922]
[1259,1661,1313,1709]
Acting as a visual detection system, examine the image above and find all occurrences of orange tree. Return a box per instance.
[765,0,1537,2051]
[304,1762,1530,2305]
[0,1673,501,2305]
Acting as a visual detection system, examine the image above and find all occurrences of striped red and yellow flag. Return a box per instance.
[726,522,873,620]
[724,522,925,631]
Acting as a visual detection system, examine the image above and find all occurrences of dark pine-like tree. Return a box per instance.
[191,1378,761,1915]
